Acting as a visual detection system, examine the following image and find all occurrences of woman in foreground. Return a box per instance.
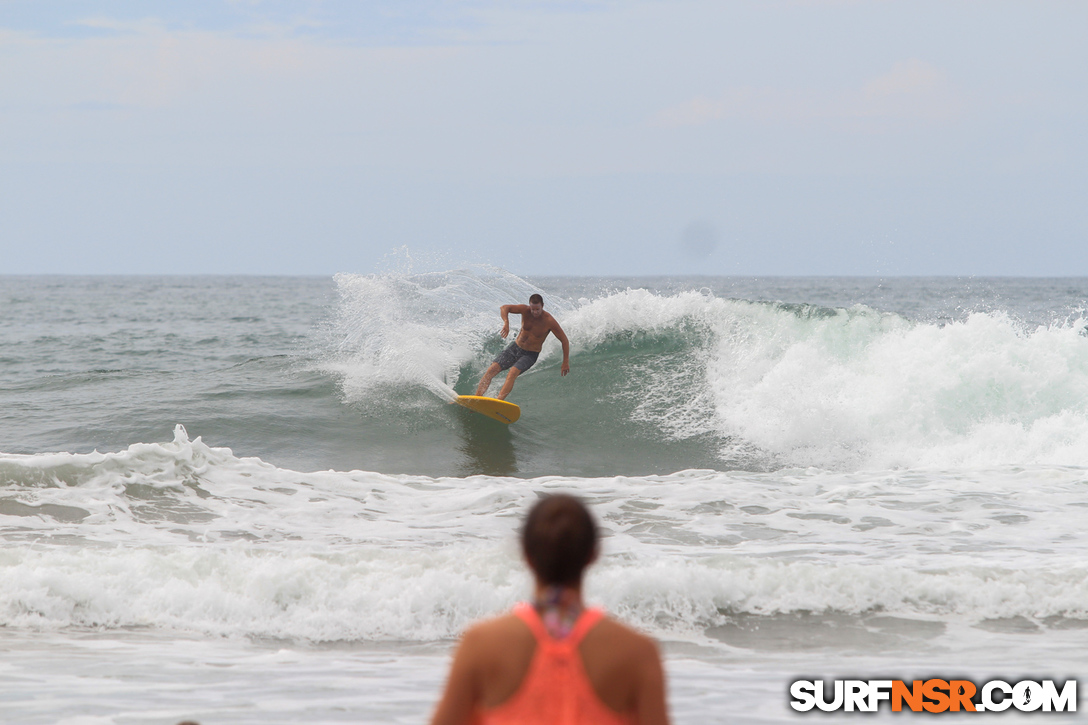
[430,494,671,725]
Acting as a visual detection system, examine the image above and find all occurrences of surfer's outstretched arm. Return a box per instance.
[551,320,571,376]
[499,304,529,338]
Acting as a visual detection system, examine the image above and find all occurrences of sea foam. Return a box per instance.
[3,427,1087,642]
[561,288,1088,469]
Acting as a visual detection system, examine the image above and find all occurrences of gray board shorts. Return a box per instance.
[493,342,540,372]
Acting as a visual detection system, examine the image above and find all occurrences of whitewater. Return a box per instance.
[1,272,1086,723]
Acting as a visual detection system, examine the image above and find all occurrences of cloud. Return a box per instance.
[68,100,128,111]
[73,17,168,34]
[652,87,810,126]
[652,59,965,129]
[864,58,942,97]
[0,23,462,113]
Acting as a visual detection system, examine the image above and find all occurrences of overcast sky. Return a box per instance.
[1,1,1085,276]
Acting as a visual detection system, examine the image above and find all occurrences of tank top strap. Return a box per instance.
[565,607,605,645]
[512,602,550,641]
[512,602,605,647]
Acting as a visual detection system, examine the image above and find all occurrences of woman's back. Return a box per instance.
[429,495,670,725]
[446,604,665,725]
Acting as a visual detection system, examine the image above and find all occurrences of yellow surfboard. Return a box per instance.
[454,395,521,424]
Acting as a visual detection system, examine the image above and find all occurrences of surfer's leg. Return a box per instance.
[476,363,502,396]
[496,368,521,400]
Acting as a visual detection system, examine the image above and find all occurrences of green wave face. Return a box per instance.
[324,271,1088,477]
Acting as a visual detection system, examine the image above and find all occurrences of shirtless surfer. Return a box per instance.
[429,494,671,725]
[475,294,570,400]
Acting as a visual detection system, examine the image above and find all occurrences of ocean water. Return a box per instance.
[1,272,1087,723]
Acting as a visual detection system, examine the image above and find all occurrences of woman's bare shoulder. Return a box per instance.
[461,612,533,649]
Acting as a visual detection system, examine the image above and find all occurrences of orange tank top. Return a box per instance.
[477,603,634,725]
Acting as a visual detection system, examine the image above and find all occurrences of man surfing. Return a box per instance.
[475,294,570,400]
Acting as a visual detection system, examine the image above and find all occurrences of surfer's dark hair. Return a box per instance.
[521,494,597,586]
[529,293,543,305]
